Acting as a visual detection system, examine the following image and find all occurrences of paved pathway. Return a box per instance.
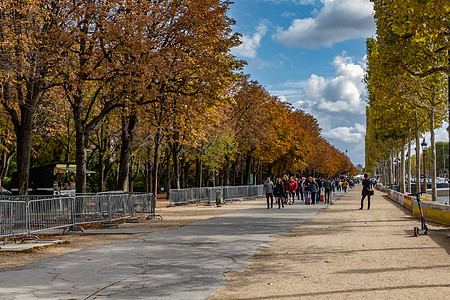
[0,192,344,299]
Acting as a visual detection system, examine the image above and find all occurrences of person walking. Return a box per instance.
[316,177,323,203]
[263,177,274,209]
[295,177,302,201]
[287,176,298,205]
[281,174,289,206]
[303,177,311,203]
[309,177,318,204]
[360,174,372,210]
[300,177,306,201]
[343,179,348,192]
[323,177,332,203]
[274,178,285,209]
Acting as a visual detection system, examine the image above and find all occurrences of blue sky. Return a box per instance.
[228,0,375,167]
[228,0,448,168]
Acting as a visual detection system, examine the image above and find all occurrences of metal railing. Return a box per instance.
[0,192,160,244]
[169,185,264,205]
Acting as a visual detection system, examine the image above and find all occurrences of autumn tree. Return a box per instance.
[0,0,60,194]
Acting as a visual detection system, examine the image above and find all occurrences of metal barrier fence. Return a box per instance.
[169,185,264,205]
[0,192,160,244]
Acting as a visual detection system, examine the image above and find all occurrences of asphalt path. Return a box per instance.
[0,192,344,300]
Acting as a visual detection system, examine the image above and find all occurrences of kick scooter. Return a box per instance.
[408,192,428,236]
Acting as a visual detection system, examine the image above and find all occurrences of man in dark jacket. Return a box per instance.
[323,177,332,203]
[360,174,372,210]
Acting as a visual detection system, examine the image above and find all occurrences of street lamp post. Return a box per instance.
[406,152,409,193]
[421,138,428,194]
[345,149,348,178]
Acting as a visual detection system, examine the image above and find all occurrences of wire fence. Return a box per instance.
[0,192,160,244]
[169,185,264,205]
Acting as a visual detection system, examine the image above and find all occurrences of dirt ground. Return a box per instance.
[0,198,265,272]
[209,187,450,300]
[1,188,449,299]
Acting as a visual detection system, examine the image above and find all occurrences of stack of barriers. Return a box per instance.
[0,192,161,245]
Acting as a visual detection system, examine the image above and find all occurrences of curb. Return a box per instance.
[377,184,450,226]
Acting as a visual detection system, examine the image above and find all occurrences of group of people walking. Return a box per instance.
[263,175,352,209]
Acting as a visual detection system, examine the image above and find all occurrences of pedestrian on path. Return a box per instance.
[360,174,372,210]
[263,177,274,209]
[282,174,289,206]
[303,177,310,202]
[343,179,348,192]
[323,177,332,203]
[296,177,303,201]
[297,177,306,201]
[309,177,318,204]
[287,176,298,205]
[274,178,285,209]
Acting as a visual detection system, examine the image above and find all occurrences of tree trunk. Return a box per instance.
[152,131,162,196]
[231,161,236,186]
[195,158,201,187]
[180,156,186,189]
[400,140,405,194]
[73,100,88,194]
[245,153,251,185]
[407,124,412,194]
[430,105,437,201]
[171,135,181,189]
[388,150,392,188]
[165,146,171,196]
[117,113,137,191]
[16,133,31,193]
[0,147,15,182]
[97,124,106,192]
[415,111,421,193]
[224,155,230,186]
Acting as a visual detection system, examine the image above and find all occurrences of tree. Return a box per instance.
[0,0,60,194]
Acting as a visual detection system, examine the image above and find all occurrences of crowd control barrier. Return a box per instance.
[0,192,160,244]
[169,185,264,205]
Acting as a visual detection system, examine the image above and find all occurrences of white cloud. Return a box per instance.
[303,55,367,113]
[323,123,366,143]
[273,0,375,49]
[281,11,297,18]
[232,22,268,59]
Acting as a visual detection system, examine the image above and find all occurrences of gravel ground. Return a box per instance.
[209,186,450,300]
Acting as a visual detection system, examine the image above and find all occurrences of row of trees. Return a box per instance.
[365,0,449,200]
[0,0,355,195]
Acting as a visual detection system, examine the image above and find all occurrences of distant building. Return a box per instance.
[356,164,363,171]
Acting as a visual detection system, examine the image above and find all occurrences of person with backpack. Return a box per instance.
[360,174,373,210]
[303,177,311,204]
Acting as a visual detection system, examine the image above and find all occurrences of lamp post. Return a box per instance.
[421,138,428,194]
[345,149,348,178]
[406,152,409,193]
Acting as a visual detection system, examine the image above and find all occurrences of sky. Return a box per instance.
[227,0,448,168]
